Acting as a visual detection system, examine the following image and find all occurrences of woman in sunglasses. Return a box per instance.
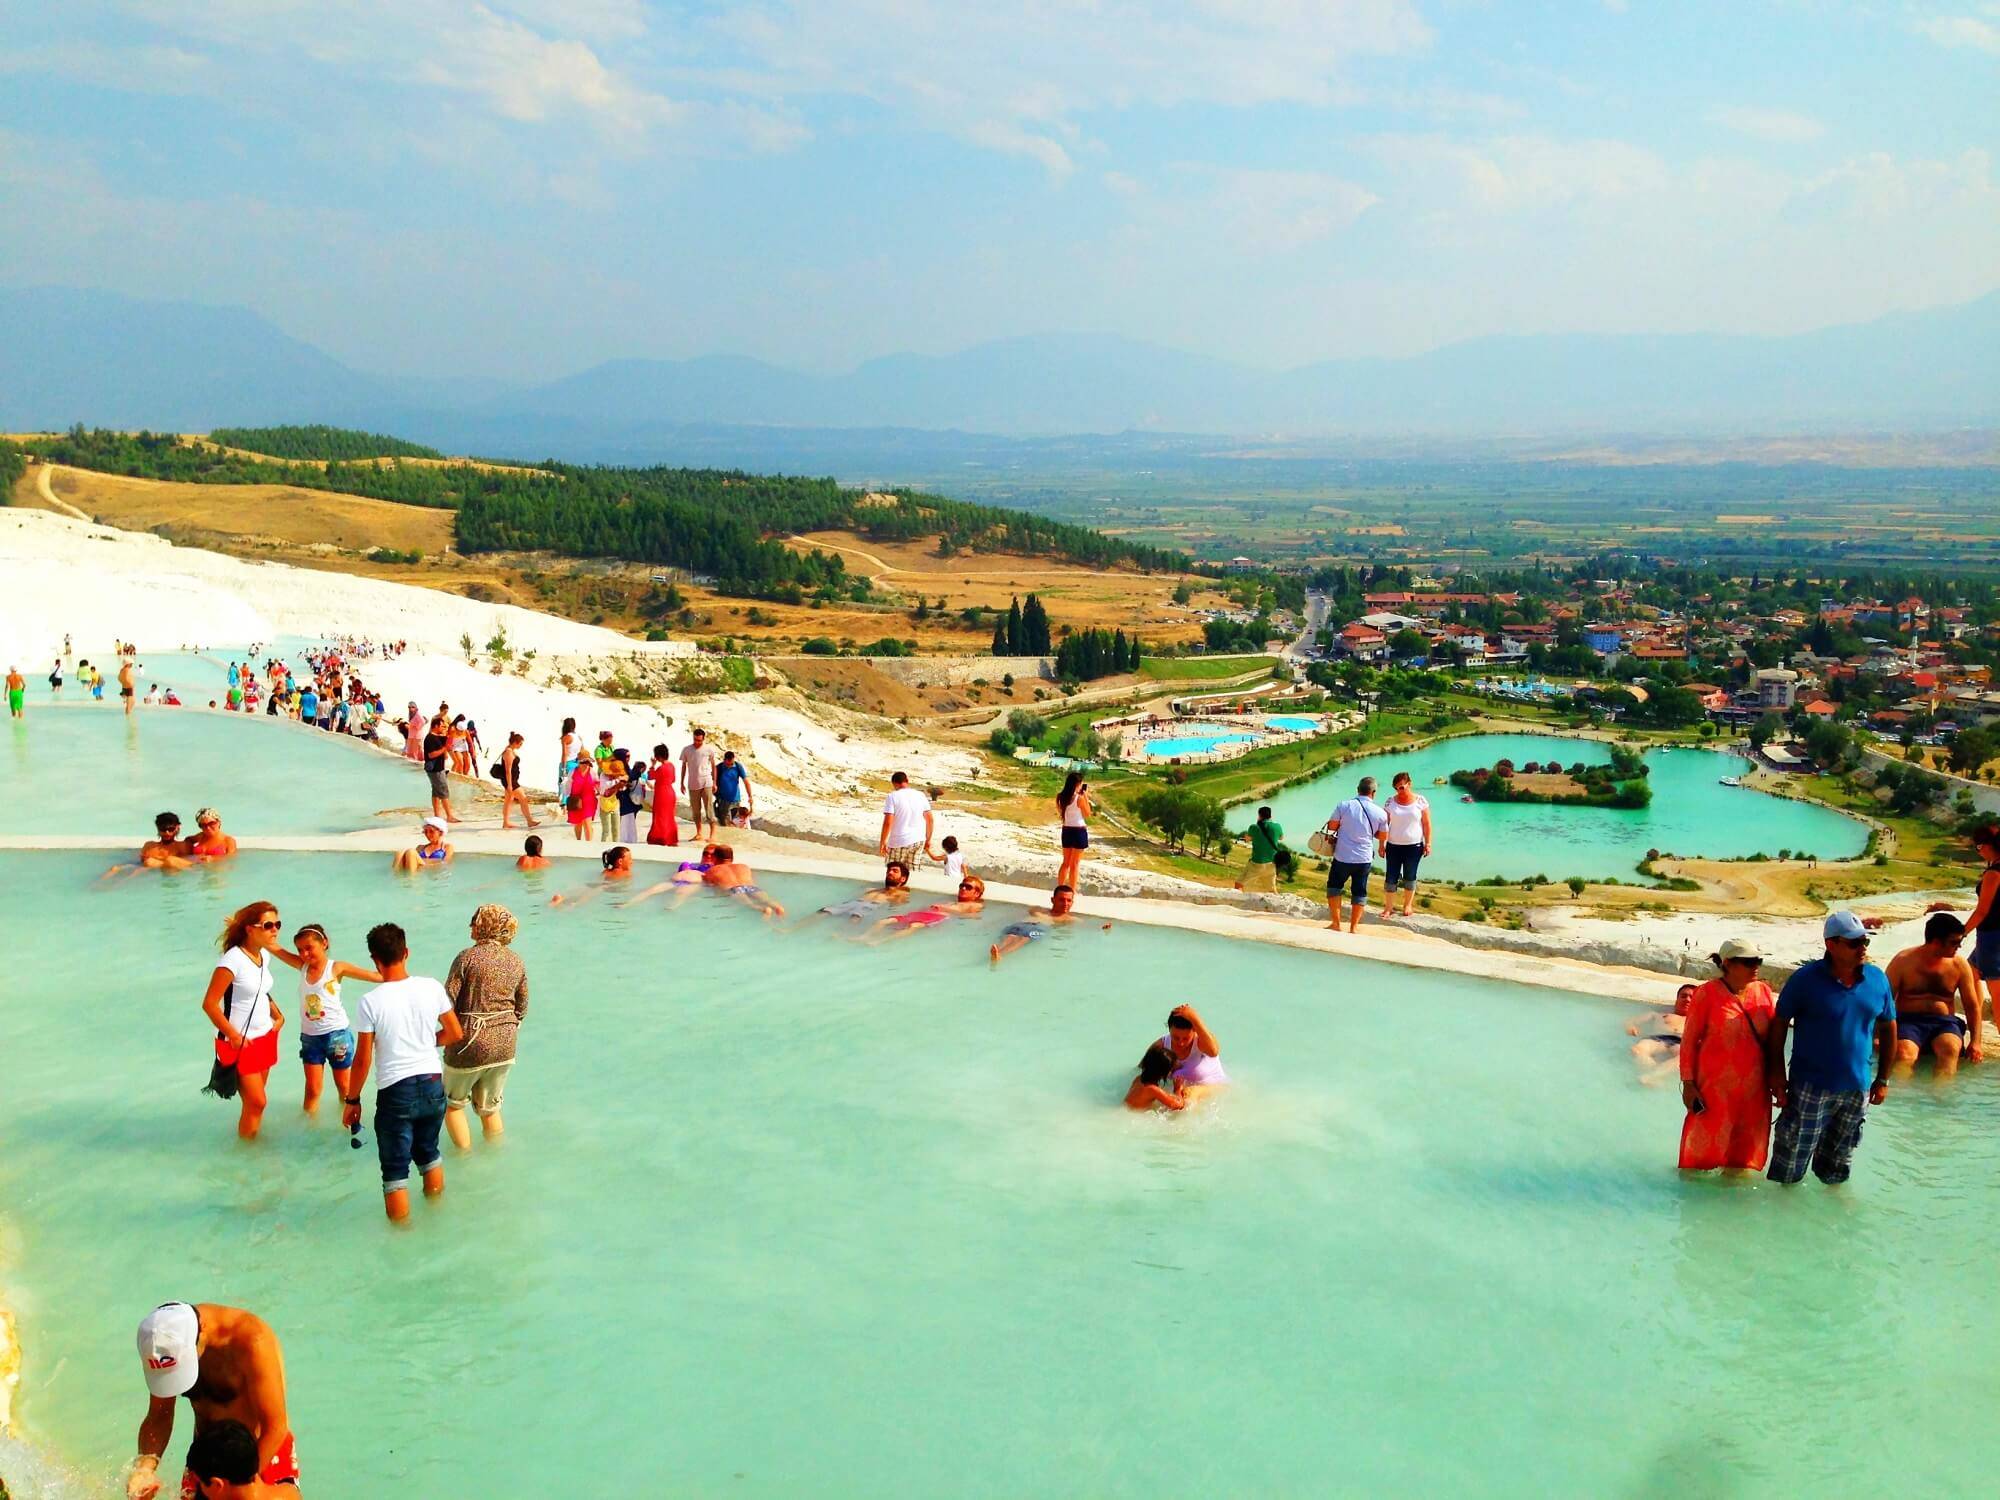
[866,876,986,941]
[201,902,288,1141]
[1677,938,1776,1173]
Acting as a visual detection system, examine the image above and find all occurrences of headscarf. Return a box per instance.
[470,903,518,945]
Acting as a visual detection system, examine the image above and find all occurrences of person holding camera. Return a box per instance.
[1056,771,1092,892]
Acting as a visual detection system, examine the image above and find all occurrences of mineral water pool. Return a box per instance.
[5,847,2000,1495]
[4,707,425,835]
[1141,732,1258,757]
[1242,733,1868,880]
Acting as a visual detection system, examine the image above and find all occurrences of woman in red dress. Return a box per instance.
[566,760,598,842]
[645,741,679,846]
[1678,938,1777,1172]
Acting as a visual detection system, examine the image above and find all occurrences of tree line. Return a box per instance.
[207,425,444,460]
[1054,627,1141,681]
[991,595,1052,655]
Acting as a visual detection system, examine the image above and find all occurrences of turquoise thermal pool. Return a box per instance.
[1140,732,1259,757]
[4,846,2000,1495]
[1241,733,1869,880]
[4,707,425,836]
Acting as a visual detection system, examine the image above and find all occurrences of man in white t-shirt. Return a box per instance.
[342,923,464,1223]
[878,771,935,870]
[680,728,721,842]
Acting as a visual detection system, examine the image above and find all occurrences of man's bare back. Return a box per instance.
[132,1305,290,1500]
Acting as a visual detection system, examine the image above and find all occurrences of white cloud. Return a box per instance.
[1917,14,2000,56]
[1366,133,1669,217]
[1707,105,1826,143]
[0,41,217,95]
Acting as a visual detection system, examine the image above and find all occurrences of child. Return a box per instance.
[1124,1043,1188,1112]
[270,923,383,1115]
[933,835,966,885]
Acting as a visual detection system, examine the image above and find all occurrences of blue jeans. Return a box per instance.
[298,1028,356,1069]
[1383,843,1424,893]
[374,1075,446,1193]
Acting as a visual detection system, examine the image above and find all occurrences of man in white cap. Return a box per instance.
[1763,911,1898,1186]
[128,1302,295,1499]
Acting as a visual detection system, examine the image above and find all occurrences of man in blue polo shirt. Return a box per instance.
[1322,775,1389,935]
[1764,910,1897,1185]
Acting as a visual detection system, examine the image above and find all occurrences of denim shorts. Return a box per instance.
[1327,860,1372,900]
[1974,928,2000,981]
[1383,843,1424,892]
[374,1074,446,1192]
[298,1028,356,1069]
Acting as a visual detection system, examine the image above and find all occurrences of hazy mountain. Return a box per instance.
[3,284,1994,445]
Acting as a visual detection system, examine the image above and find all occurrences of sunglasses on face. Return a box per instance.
[254,919,282,931]
[1833,935,1869,947]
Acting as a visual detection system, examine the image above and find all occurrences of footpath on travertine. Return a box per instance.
[6,817,1676,1007]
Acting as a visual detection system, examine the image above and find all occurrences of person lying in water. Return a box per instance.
[628,845,721,906]
[809,860,915,924]
[391,817,453,873]
[1159,1005,1228,1100]
[1124,1041,1188,1112]
[863,876,986,942]
[989,882,1110,964]
[701,845,786,917]
[551,846,634,905]
[1629,983,1695,1086]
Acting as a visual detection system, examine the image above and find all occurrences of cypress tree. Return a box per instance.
[1006,596,1023,654]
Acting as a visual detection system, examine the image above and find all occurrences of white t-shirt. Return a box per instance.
[218,949,275,1041]
[882,787,931,847]
[942,850,966,882]
[352,976,452,1089]
[680,741,719,790]
[1385,794,1429,846]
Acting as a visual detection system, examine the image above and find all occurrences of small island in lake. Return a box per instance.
[1450,744,1653,809]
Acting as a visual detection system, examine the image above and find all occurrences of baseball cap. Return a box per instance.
[1716,938,1763,962]
[137,1303,199,1397]
[1823,911,1868,942]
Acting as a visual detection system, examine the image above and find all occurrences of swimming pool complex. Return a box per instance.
[1140,732,1260,757]
[1242,733,1868,880]
[4,846,1999,1495]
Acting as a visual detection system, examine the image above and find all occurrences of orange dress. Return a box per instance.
[1678,977,1776,1170]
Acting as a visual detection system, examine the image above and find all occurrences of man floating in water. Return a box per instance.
[989,883,1109,965]
[128,1302,296,1500]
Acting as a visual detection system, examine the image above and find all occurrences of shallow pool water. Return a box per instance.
[1141,733,1259,757]
[3,706,427,836]
[1263,715,1318,733]
[4,848,1999,1496]
[1241,733,1867,879]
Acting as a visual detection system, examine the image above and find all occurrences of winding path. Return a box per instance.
[34,464,91,522]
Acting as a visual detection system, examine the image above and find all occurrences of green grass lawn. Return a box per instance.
[1137,655,1277,681]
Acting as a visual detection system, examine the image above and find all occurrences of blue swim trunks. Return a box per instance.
[1000,922,1045,942]
[299,1028,357,1068]
[1896,1012,1967,1055]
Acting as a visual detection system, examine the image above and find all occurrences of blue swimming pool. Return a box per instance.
[1264,716,1318,733]
[1141,733,1258,757]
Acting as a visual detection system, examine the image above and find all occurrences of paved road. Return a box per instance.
[1285,590,1329,662]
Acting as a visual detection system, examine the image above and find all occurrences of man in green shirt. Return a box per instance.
[1237,805,1283,894]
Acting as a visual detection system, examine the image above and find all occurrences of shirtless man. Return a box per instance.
[120,656,138,715]
[128,1302,296,1500]
[142,812,195,871]
[6,663,23,719]
[1885,913,1984,1077]
[989,883,1110,965]
[703,845,786,917]
[807,860,913,925]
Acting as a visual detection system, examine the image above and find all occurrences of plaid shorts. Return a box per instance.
[1767,1081,1868,1185]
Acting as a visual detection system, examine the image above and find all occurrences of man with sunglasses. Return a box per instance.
[1764,911,1898,1186]
[1884,913,1984,1077]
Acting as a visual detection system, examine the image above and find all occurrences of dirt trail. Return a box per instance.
[34,465,90,522]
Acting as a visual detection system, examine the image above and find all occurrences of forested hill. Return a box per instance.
[208,424,444,460]
[6,427,1189,596]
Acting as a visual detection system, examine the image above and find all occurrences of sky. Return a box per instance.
[1,0,1996,380]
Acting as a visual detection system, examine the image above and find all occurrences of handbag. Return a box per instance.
[202,963,261,1100]
[1307,829,1336,858]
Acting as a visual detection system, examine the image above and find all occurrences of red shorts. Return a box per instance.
[180,1430,298,1497]
[217,1029,280,1077]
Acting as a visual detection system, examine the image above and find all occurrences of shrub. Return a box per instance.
[1566,876,1586,896]
[800,637,838,655]
[988,729,1017,755]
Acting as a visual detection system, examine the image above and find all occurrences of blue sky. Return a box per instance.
[2,0,1995,379]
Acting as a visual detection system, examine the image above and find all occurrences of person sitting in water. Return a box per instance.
[702,845,786,917]
[187,807,238,861]
[989,883,1108,965]
[864,876,986,941]
[1124,1041,1189,1112]
[550,846,634,905]
[141,811,194,870]
[1628,983,1696,1086]
[392,817,453,873]
[516,834,550,871]
[1885,913,1984,1077]
[1159,1005,1227,1100]
[811,861,914,922]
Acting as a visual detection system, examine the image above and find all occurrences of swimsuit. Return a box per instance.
[418,845,447,862]
[1000,922,1045,942]
[892,908,951,928]
[821,898,877,919]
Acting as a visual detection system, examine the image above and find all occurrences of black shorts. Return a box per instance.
[1061,826,1089,850]
[1327,860,1372,900]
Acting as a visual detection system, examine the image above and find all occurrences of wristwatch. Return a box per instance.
[342,1096,361,1106]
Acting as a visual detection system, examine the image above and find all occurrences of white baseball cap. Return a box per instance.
[422,816,448,833]
[137,1302,199,1397]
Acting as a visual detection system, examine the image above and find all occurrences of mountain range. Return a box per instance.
[3,285,1994,456]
